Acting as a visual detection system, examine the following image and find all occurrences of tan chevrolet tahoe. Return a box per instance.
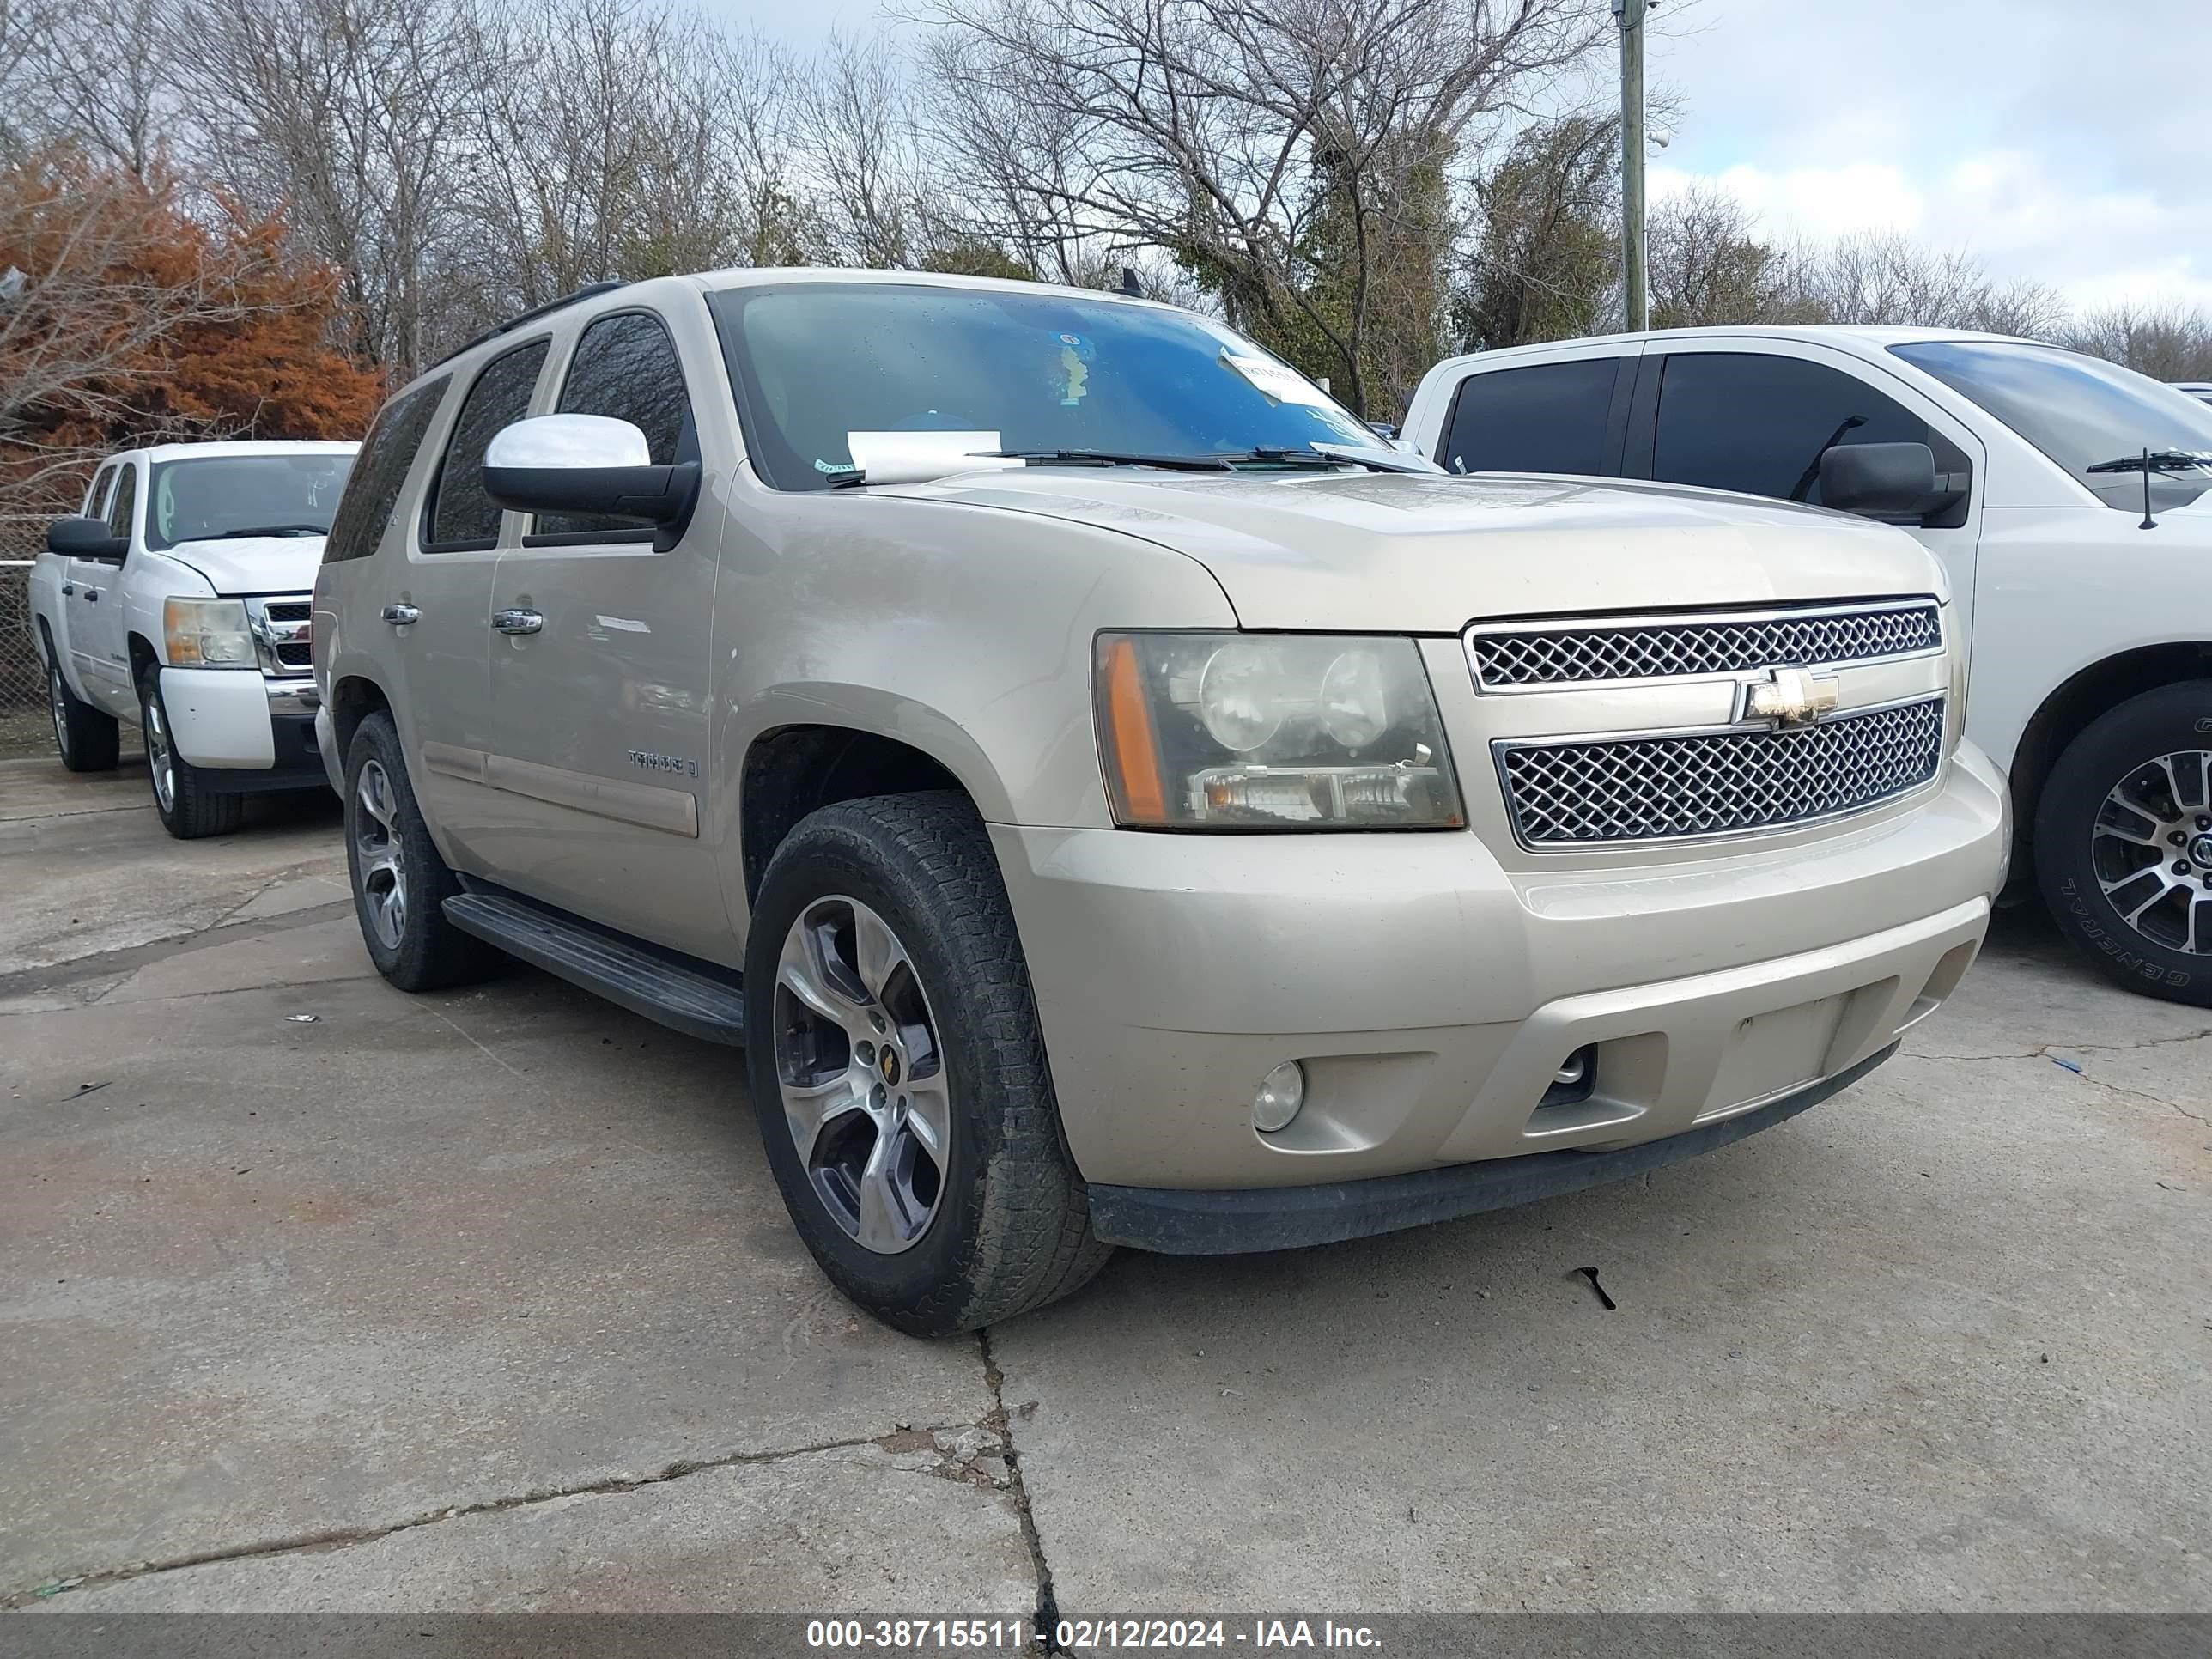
[314,270,2008,1335]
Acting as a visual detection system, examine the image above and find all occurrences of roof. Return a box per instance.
[112,439,361,465]
[682,264,1172,310]
[1449,322,2041,369]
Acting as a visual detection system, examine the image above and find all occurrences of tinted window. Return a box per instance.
[428,339,548,548]
[148,453,357,550]
[1893,340,2212,513]
[105,465,136,538]
[1653,354,1929,505]
[707,282,1388,493]
[540,312,691,535]
[83,465,114,520]
[1441,359,1619,476]
[324,379,448,563]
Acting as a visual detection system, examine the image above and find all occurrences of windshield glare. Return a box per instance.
[148,453,356,550]
[708,283,1386,491]
[1891,340,2212,511]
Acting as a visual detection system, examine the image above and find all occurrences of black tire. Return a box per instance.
[139,667,244,840]
[343,711,499,992]
[41,630,119,772]
[2035,678,2212,1008]
[743,792,1111,1336]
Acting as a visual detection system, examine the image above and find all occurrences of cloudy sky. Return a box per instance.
[721,0,2207,315]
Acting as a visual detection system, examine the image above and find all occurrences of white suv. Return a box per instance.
[30,440,358,836]
[1405,327,2212,1006]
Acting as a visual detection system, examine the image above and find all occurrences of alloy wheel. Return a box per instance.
[143,691,175,813]
[2092,748,2212,957]
[49,662,68,754]
[353,759,410,951]
[771,895,951,1255]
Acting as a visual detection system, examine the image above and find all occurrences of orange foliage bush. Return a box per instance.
[0,154,384,501]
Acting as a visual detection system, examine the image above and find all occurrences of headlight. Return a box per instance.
[163,597,257,668]
[1095,632,1464,830]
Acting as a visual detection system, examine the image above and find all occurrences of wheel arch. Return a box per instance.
[327,674,393,771]
[126,631,159,682]
[738,723,983,907]
[2009,641,2212,876]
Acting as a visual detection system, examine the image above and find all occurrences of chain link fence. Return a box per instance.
[3,517,54,758]
[3,516,46,707]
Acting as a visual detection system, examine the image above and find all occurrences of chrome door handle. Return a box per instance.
[492,609,543,635]
[381,603,421,625]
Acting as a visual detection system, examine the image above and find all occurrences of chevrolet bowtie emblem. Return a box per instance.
[1745,665,1840,729]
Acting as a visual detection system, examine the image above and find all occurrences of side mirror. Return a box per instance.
[46,516,127,561]
[1819,441,1942,520]
[483,414,701,544]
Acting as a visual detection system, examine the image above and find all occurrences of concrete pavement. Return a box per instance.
[2,752,2206,1615]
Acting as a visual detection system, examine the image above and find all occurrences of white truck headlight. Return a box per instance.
[163,597,257,668]
[1096,632,1465,830]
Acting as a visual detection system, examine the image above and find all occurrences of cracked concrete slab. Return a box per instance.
[992,911,2211,1613]
[0,757,346,975]
[1,963,991,1599]
[32,1439,1035,1613]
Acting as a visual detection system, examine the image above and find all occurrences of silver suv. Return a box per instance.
[314,270,2008,1334]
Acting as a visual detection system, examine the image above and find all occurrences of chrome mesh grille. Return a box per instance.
[1470,600,1942,689]
[244,594,313,678]
[1499,697,1947,846]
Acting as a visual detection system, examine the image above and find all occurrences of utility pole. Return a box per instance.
[1614,0,1650,332]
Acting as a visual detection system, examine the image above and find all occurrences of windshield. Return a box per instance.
[1891,340,2212,511]
[708,282,1389,492]
[147,453,356,550]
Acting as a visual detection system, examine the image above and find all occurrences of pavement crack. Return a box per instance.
[6,1424,980,1607]
[979,1327,1062,1650]
[0,900,355,1006]
[1905,1027,2211,1065]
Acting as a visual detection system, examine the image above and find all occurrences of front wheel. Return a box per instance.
[2035,679,2212,1007]
[140,668,243,839]
[743,793,1110,1336]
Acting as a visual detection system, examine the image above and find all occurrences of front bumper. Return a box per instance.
[161,668,328,790]
[1089,1044,1894,1253]
[993,743,2007,1205]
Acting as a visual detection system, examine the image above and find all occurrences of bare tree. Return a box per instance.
[1808,229,2065,338]
[920,0,1608,416]
[2063,299,2212,382]
[172,0,482,378]
[15,0,176,180]
[1644,181,1826,329]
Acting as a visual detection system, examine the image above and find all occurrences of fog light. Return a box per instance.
[1253,1061,1306,1133]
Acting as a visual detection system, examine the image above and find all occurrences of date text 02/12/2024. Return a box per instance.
[803,1618,1383,1650]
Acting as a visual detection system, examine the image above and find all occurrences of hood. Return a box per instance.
[161,535,326,596]
[898,470,1946,630]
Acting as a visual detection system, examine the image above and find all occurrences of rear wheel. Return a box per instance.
[343,711,498,992]
[744,792,1111,1336]
[139,668,243,839]
[2035,679,2212,1007]
[43,636,118,772]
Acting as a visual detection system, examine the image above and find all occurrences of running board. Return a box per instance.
[441,890,746,1046]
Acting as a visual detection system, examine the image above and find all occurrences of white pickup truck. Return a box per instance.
[1404,326,2212,1006]
[29,439,358,837]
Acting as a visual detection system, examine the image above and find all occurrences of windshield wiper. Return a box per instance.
[2085,449,2212,473]
[1241,444,1439,476]
[981,449,1236,472]
[210,523,328,538]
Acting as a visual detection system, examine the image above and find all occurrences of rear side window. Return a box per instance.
[324,376,449,563]
[1652,354,1930,505]
[426,340,548,550]
[1440,358,1620,477]
[538,312,692,538]
[105,465,136,538]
